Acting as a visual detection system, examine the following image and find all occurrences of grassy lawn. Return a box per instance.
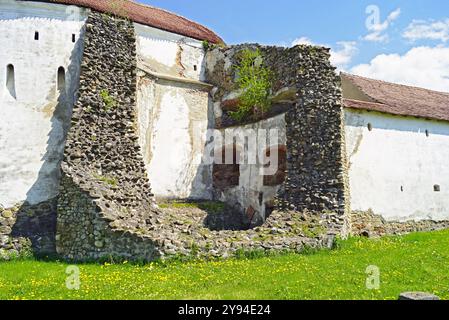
[0,230,448,300]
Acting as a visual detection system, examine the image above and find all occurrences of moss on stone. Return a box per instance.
[100,89,117,111]
[94,174,118,187]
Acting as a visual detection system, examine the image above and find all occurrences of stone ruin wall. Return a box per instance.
[56,11,162,261]
[205,45,350,236]
[4,4,448,262]
[55,27,351,261]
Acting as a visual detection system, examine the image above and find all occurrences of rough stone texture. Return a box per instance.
[399,292,440,301]
[55,13,334,262]
[268,46,349,232]
[206,44,350,236]
[3,5,448,264]
[351,210,449,237]
[152,204,332,259]
[57,176,160,261]
[0,199,56,260]
[57,11,161,261]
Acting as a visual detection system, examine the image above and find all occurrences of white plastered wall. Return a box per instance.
[345,108,449,221]
[0,0,88,207]
[135,23,213,200]
[215,114,287,221]
[134,23,206,81]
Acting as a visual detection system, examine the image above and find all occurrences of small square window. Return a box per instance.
[434,185,441,192]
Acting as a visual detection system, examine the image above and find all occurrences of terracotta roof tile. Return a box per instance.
[26,0,223,44]
[342,73,449,122]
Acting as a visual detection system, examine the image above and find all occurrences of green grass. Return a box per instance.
[1,230,448,300]
[158,201,225,214]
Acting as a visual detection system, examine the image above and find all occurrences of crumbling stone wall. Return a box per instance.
[206,45,350,235]
[351,210,449,238]
[0,200,56,259]
[57,11,161,261]
[269,46,350,235]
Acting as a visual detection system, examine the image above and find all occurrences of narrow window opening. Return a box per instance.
[193,65,198,71]
[367,123,373,131]
[57,66,66,92]
[258,192,264,206]
[425,130,430,137]
[400,186,404,192]
[72,34,76,43]
[34,31,39,40]
[6,64,16,98]
[434,185,441,192]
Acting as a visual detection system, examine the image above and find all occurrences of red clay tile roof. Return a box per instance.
[342,73,449,122]
[28,0,223,44]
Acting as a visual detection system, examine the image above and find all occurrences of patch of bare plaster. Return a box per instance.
[41,101,58,119]
[348,133,363,169]
[138,55,181,78]
[176,43,186,78]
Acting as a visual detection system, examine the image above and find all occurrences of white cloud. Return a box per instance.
[330,41,358,69]
[364,8,401,43]
[403,19,449,42]
[290,38,358,70]
[387,8,402,22]
[350,46,449,92]
[291,37,315,46]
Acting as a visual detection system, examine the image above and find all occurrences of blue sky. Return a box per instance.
[143,0,449,92]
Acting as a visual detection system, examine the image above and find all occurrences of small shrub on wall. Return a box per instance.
[230,49,273,121]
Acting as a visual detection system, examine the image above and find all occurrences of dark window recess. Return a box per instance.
[6,64,16,98]
[57,67,66,92]
[367,123,373,131]
[72,34,76,43]
[34,31,39,40]
[263,145,287,186]
[213,145,240,190]
[425,130,430,137]
[194,65,198,71]
[434,185,441,192]
[401,186,404,192]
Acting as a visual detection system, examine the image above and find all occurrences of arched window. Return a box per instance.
[57,66,66,92]
[6,64,16,98]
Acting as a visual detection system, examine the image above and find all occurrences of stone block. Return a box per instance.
[399,292,440,301]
